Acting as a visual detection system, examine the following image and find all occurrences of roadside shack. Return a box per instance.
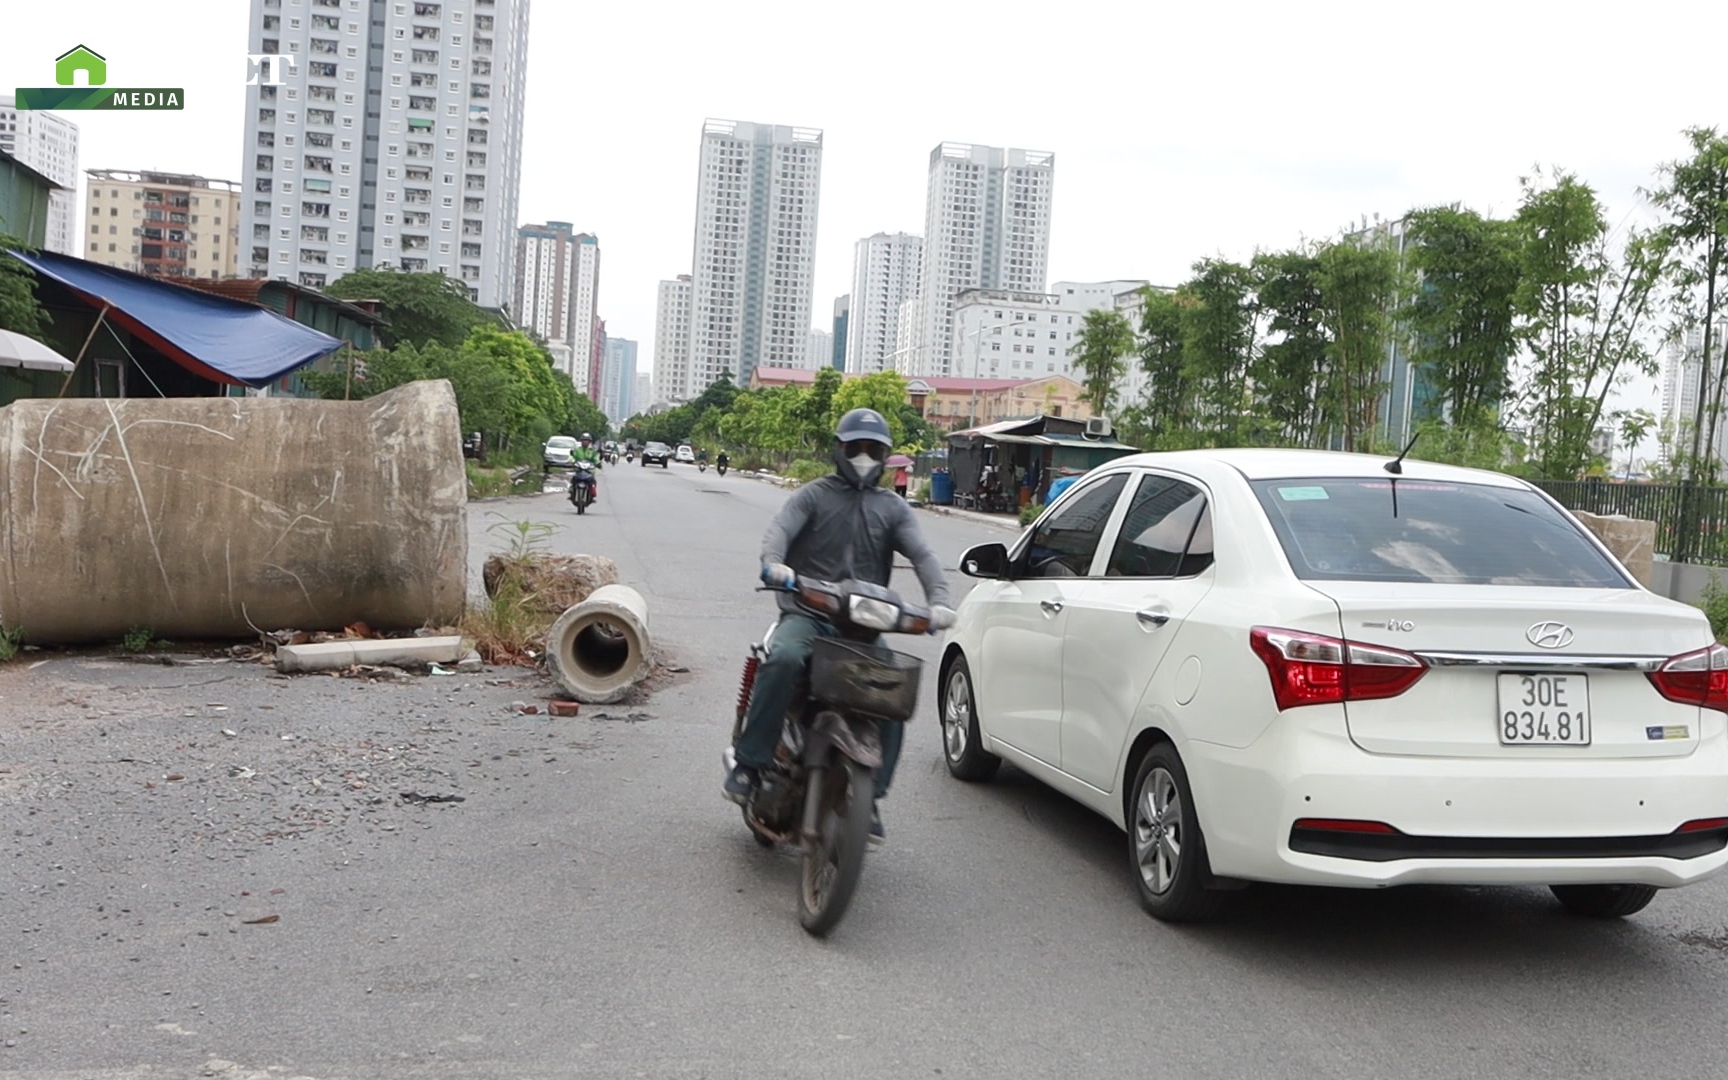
[945,416,1138,513]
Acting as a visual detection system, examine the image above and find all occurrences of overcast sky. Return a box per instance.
[6,0,1725,443]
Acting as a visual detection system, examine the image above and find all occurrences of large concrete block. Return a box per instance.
[1571,510,1656,589]
[0,380,467,643]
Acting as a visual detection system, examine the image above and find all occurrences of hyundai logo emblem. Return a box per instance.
[1526,621,1575,649]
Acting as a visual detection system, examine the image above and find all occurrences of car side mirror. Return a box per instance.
[959,542,1010,579]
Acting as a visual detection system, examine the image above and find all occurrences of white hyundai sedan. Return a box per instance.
[939,449,1728,922]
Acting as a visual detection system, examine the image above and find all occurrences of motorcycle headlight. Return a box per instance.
[848,595,899,632]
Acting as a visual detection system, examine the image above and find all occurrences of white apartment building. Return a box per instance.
[653,274,694,401]
[512,222,599,386]
[0,95,79,254]
[683,119,823,395]
[907,143,1054,377]
[952,280,1148,382]
[633,373,651,416]
[600,336,637,424]
[806,328,833,371]
[82,170,242,279]
[238,0,529,306]
[846,231,921,374]
[1662,320,1728,467]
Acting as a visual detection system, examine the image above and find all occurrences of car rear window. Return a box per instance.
[1249,478,1631,588]
[547,437,575,448]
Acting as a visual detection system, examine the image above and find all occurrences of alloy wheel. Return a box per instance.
[943,668,971,761]
[1134,767,1183,895]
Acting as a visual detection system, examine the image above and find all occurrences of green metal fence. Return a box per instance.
[1536,480,1728,566]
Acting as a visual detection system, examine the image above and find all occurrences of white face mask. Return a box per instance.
[849,453,882,480]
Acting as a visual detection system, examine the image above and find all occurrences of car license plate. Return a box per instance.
[1497,673,1590,746]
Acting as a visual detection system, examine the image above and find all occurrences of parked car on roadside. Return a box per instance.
[641,441,672,468]
[675,444,697,464]
[939,448,1728,923]
[543,435,577,471]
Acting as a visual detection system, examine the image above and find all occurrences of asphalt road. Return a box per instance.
[5,459,1728,1079]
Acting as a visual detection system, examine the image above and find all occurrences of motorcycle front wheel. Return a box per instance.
[797,758,874,937]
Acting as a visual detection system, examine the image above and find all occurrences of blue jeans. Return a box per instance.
[733,613,904,800]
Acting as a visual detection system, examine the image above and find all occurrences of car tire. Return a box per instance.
[1128,743,1224,923]
[940,655,999,782]
[1549,883,1659,919]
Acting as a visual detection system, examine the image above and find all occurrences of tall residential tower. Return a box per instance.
[846,230,921,374]
[653,274,693,401]
[512,222,600,385]
[908,143,1054,377]
[238,0,530,306]
[680,119,822,397]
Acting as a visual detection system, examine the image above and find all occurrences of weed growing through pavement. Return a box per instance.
[0,624,21,662]
[466,515,563,665]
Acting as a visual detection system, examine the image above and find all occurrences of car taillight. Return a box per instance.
[1647,643,1728,712]
[1250,626,1427,711]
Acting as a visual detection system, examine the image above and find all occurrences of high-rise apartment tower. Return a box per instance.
[238,0,530,305]
[908,143,1053,377]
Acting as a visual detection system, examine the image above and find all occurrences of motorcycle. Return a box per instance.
[726,576,929,936]
[606,449,619,466]
[568,465,597,515]
[626,450,635,464]
[717,460,729,477]
[698,459,708,473]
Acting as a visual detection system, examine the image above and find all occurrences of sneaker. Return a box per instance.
[723,763,759,806]
[868,803,885,849]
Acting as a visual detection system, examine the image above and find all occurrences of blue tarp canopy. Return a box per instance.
[6,249,342,389]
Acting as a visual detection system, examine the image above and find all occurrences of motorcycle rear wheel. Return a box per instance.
[797,759,873,937]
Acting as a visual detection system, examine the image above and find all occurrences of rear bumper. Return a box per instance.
[1182,710,1728,889]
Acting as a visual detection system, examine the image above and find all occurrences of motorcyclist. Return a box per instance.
[572,433,602,499]
[716,448,730,471]
[723,408,955,847]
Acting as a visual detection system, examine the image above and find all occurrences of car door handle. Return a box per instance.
[1040,599,1064,616]
[1136,607,1171,628]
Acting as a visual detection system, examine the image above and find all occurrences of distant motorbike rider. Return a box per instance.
[572,433,602,499]
[716,449,730,471]
[724,408,956,847]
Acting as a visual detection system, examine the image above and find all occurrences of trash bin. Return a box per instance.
[930,469,954,506]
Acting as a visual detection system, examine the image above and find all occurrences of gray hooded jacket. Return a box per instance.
[762,457,951,616]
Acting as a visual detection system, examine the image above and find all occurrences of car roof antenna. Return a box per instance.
[1384,430,1421,475]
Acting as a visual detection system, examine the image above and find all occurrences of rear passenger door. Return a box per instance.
[1059,472,1217,794]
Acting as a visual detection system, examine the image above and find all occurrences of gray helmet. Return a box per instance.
[835,408,892,447]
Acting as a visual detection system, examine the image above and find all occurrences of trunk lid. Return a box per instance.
[1313,582,1712,759]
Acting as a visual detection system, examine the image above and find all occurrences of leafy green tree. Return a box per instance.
[323,268,494,348]
[1069,308,1136,417]
[0,240,49,337]
[1251,249,1329,446]
[1649,127,1728,484]
[1513,168,1670,481]
[1402,206,1522,427]
[1126,287,1190,448]
[1178,259,1258,447]
[830,371,914,446]
[1316,234,1405,453]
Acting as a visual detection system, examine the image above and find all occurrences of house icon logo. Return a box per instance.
[15,45,181,111]
[55,45,107,87]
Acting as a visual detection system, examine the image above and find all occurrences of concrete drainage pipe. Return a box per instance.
[546,584,652,704]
